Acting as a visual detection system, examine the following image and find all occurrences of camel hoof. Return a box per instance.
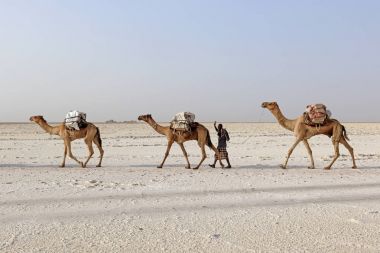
[308,166,315,169]
[59,164,65,168]
[324,167,331,170]
[352,166,358,169]
[157,166,163,169]
[192,167,199,170]
[96,165,101,168]
[280,164,287,169]
[185,166,191,169]
[81,162,85,168]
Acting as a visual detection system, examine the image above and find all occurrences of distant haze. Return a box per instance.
[0,1,379,122]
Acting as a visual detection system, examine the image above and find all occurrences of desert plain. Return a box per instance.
[1,122,380,252]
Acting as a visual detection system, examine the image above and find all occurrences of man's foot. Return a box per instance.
[225,165,232,169]
[209,164,215,168]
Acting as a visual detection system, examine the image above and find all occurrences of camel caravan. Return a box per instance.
[29,102,357,170]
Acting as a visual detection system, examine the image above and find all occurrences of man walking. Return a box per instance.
[209,121,232,168]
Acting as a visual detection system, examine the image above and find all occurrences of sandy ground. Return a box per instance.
[1,122,380,252]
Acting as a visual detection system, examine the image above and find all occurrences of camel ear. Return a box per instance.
[148,114,151,118]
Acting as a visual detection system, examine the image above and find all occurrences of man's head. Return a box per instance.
[218,124,223,131]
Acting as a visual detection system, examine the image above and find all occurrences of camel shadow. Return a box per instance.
[0,164,57,168]
[127,164,290,170]
[2,182,380,223]
[355,166,380,170]
[2,182,380,207]
[0,164,92,169]
[2,163,376,170]
[128,164,185,168]
[232,164,306,170]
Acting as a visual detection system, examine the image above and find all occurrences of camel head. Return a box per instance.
[138,114,152,122]
[261,102,279,111]
[29,115,46,124]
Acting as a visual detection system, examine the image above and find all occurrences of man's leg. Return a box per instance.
[225,157,232,168]
[209,158,217,168]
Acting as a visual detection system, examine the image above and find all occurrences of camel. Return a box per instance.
[138,114,218,169]
[29,116,104,168]
[261,102,357,170]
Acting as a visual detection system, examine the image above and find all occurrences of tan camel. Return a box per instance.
[29,115,104,168]
[138,114,218,169]
[261,102,357,170]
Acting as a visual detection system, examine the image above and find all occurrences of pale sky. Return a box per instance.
[0,0,379,122]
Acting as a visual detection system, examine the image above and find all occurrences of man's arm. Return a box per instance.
[225,130,230,141]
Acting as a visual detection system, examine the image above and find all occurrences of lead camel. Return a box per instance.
[261,102,357,170]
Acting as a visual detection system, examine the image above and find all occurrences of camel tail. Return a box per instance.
[95,127,102,146]
[342,125,350,141]
[206,130,216,151]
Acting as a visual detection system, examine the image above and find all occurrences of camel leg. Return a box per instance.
[93,138,104,167]
[340,138,357,169]
[324,141,340,170]
[193,144,207,170]
[158,140,174,168]
[281,138,302,169]
[303,140,315,169]
[179,143,191,169]
[83,139,94,168]
[66,141,84,167]
[60,142,68,167]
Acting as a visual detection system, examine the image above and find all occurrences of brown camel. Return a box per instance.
[138,114,218,169]
[29,115,104,168]
[261,102,357,170]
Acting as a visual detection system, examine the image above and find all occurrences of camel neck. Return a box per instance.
[147,118,167,136]
[271,108,296,131]
[37,120,61,136]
